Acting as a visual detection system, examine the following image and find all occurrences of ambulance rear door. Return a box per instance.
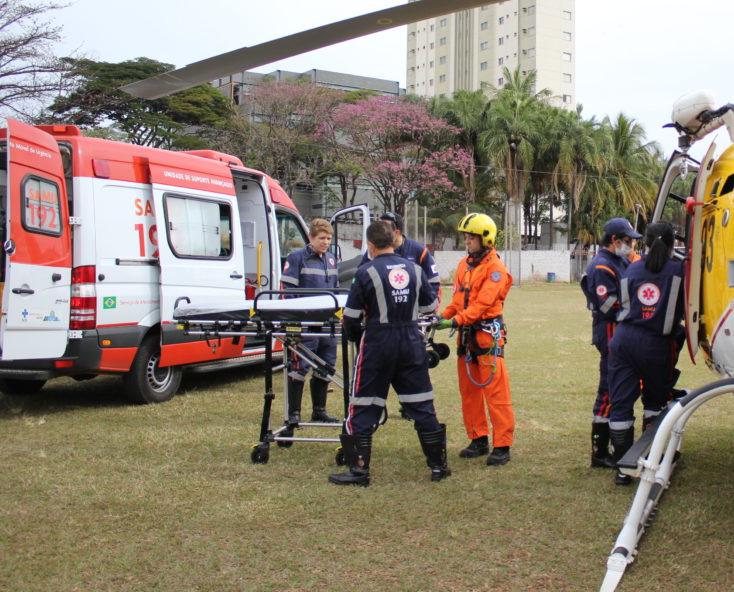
[330,204,370,288]
[148,164,245,355]
[0,119,71,360]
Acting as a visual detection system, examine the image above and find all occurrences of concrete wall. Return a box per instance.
[433,250,572,283]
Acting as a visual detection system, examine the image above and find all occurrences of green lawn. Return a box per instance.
[1,283,732,591]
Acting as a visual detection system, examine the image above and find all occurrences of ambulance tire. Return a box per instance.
[123,336,182,404]
[0,378,47,395]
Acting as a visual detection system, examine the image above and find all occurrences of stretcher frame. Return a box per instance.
[174,289,352,466]
[599,377,734,591]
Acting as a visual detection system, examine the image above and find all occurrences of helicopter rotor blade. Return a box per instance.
[121,0,499,99]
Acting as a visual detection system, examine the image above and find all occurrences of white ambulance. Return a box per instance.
[0,119,368,402]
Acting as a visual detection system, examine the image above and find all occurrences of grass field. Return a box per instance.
[1,283,732,591]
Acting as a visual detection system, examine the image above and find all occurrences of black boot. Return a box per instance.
[610,426,635,485]
[591,422,616,469]
[310,377,339,423]
[328,434,371,486]
[459,435,489,458]
[398,405,411,420]
[486,446,511,466]
[417,424,452,482]
[287,380,304,426]
[642,413,658,432]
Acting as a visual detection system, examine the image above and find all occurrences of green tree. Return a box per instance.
[46,57,234,149]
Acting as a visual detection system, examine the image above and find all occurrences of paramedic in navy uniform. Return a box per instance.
[281,218,340,425]
[329,220,450,486]
[607,222,684,485]
[580,217,641,469]
[361,212,441,419]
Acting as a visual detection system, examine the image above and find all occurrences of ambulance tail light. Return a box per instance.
[70,265,97,330]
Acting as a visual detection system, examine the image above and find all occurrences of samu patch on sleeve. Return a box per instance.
[490,271,502,282]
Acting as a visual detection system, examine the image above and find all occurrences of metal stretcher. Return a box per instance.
[174,289,352,465]
[173,289,449,466]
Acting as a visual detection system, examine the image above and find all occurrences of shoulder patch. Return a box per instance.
[490,271,502,282]
[596,285,608,297]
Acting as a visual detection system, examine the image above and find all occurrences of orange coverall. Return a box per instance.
[442,249,515,447]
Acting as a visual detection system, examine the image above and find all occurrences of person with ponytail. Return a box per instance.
[607,221,685,485]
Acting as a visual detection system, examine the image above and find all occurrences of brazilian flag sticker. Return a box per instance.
[103,296,117,309]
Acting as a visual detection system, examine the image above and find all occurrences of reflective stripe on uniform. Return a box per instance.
[609,420,634,430]
[662,275,682,336]
[617,277,630,321]
[301,268,328,277]
[412,263,422,320]
[429,276,440,284]
[343,307,362,318]
[599,295,617,315]
[281,275,299,286]
[643,409,661,418]
[397,391,434,403]
[349,395,387,407]
[366,266,389,323]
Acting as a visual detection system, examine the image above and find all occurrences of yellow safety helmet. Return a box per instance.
[457,213,497,247]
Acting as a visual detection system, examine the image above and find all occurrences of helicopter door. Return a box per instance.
[684,141,717,361]
[329,204,369,288]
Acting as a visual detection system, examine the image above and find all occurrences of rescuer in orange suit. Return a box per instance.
[435,213,515,465]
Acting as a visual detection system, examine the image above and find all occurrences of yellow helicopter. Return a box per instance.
[600,91,734,591]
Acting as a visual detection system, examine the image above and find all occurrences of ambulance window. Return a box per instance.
[164,194,232,259]
[276,212,307,263]
[21,176,62,236]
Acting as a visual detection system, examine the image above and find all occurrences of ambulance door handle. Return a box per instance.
[230,272,243,279]
[12,287,34,295]
[51,273,62,282]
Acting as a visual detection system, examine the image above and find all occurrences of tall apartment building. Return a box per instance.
[406,0,575,108]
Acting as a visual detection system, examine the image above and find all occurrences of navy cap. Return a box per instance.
[603,217,642,239]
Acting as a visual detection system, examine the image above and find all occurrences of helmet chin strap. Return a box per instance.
[467,246,490,266]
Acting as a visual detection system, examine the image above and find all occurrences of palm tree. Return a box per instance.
[431,89,488,205]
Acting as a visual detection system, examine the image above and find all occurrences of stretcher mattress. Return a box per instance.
[174,294,349,323]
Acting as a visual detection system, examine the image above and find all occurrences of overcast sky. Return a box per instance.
[53,0,734,159]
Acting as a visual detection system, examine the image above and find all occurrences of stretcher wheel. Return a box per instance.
[433,342,451,360]
[427,350,441,369]
[251,445,270,464]
[277,427,294,448]
[335,447,346,466]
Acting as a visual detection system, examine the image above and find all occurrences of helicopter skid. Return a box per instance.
[599,378,734,592]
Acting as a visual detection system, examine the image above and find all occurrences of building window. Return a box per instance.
[439,55,447,65]
[522,70,527,76]
[527,48,535,57]
[429,60,434,68]
[429,79,434,86]
[439,37,446,46]
[498,77,504,86]
[563,10,572,20]
[439,74,446,82]
[527,5,535,14]
[498,16,504,24]
[480,41,488,50]
[563,94,572,104]
[562,51,572,61]
[480,61,488,71]
[481,21,488,30]
[409,49,415,55]
[440,17,447,26]
[562,31,572,41]
[410,66,415,72]
[481,4,488,10]
[409,85,415,92]
[430,42,434,49]
[563,73,572,83]
[498,57,504,65]
[498,37,504,46]
[430,24,435,31]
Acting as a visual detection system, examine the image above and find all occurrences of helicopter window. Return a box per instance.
[719,175,734,196]
[659,195,687,241]
[711,179,721,196]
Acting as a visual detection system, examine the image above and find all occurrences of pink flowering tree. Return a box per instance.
[321,96,473,217]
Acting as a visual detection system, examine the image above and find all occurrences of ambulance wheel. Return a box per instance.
[335,447,346,466]
[251,445,269,464]
[0,378,47,395]
[123,335,182,404]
